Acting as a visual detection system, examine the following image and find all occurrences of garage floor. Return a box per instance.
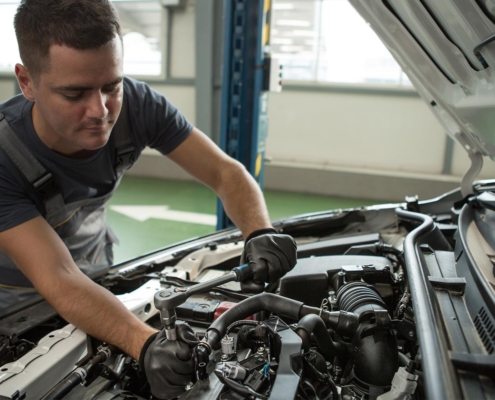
[107,176,378,264]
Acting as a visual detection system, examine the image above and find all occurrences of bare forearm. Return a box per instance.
[217,162,272,239]
[40,271,156,360]
[165,129,272,239]
[0,218,156,360]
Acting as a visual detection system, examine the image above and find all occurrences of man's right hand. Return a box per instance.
[141,321,198,399]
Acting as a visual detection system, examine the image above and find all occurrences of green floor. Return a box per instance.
[107,176,377,264]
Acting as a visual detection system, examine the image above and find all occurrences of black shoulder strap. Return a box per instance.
[0,113,65,215]
[112,95,135,177]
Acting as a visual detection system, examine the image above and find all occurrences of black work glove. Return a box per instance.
[240,228,297,293]
[140,321,199,400]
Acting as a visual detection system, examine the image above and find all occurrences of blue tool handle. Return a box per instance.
[232,263,253,282]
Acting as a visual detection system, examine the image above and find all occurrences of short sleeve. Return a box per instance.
[124,78,193,155]
[0,157,41,232]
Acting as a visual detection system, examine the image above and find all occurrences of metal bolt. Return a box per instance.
[409,331,414,338]
[159,291,171,298]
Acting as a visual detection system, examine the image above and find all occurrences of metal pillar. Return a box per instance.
[195,0,215,138]
[216,0,271,230]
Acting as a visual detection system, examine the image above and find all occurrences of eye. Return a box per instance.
[103,84,121,94]
[63,92,83,101]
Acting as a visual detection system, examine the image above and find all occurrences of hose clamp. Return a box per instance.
[319,298,329,318]
[198,340,212,353]
[97,346,112,361]
[74,367,87,384]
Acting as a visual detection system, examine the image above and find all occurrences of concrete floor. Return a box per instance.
[107,176,377,264]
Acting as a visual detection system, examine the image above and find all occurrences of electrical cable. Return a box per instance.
[226,320,259,335]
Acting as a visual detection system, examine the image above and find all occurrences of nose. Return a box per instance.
[86,92,108,120]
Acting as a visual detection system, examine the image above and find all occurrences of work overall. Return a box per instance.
[0,101,134,309]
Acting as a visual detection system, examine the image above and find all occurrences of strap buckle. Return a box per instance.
[33,172,59,201]
[115,145,135,174]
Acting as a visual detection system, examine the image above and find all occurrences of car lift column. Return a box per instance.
[216,0,273,230]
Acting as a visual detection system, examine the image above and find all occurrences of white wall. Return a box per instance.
[265,86,494,181]
[266,89,446,175]
[0,80,16,103]
[170,4,195,79]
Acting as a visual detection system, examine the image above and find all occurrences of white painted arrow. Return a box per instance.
[110,205,217,226]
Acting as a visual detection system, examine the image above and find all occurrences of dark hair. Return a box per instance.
[14,0,122,79]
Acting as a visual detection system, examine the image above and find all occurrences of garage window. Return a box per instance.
[0,0,164,78]
[271,0,412,86]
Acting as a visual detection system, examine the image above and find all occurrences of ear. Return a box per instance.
[15,64,36,101]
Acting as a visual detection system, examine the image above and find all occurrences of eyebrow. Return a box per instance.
[54,77,123,92]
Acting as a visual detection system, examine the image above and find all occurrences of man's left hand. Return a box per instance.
[240,229,297,293]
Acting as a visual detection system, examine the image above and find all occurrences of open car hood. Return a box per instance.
[350,0,495,160]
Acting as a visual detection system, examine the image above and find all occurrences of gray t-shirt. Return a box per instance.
[0,77,193,232]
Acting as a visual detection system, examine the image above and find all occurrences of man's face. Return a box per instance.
[18,35,124,157]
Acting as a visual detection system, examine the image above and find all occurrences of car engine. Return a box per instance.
[1,184,494,400]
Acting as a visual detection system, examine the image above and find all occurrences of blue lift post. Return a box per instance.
[217,0,272,230]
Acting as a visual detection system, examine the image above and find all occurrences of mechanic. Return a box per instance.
[0,0,297,398]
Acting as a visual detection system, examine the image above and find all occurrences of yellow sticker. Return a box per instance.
[263,24,270,46]
[265,0,271,13]
[255,153,262,177]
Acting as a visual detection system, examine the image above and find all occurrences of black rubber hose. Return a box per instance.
[42,370,84,400]
[397,352,424,397]
[378,243,406,270]
[299,308,359,338]
[206,293,304,347]
[226,320,259,335]
[398,352,411,367]
[42,347,113,400]
[295,314,349,359]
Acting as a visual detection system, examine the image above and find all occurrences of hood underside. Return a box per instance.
[350,0,495,161]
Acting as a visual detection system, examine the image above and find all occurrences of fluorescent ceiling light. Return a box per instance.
[272,38,294,45]
[280,45,305,52]
[292,30,317,36]
[273,3,294,10]
[276,19,311,27]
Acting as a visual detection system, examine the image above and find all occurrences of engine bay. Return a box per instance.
[1,184,495,399]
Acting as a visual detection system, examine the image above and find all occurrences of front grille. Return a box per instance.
[474,307,495,354]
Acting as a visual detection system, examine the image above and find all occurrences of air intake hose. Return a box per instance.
[295,314,349,359]
[204,293,357,349]
[337,283,398,388]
